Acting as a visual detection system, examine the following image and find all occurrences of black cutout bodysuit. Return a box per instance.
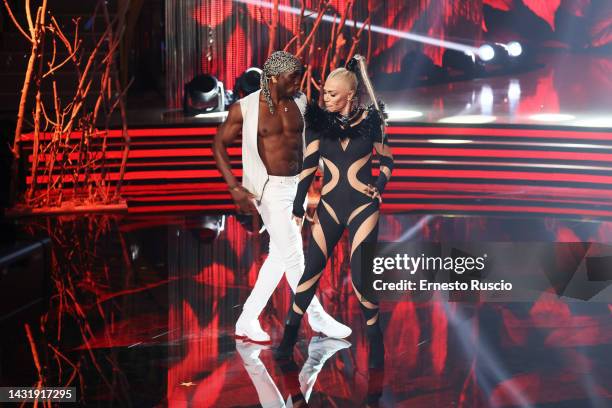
[287,101,394,350]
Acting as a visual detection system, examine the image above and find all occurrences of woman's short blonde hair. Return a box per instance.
[327,67,358,92]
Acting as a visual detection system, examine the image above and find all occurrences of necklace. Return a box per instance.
[336,107,361,128]
[271,106,289,115]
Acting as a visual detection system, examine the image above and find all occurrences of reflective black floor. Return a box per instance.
[1,213,611,407]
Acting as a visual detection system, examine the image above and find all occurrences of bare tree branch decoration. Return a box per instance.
[283,0,372,103]
[5,0,131,213]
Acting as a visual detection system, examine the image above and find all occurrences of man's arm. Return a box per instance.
[212,102,257,214]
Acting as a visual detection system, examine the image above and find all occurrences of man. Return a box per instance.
[213,51,351,343]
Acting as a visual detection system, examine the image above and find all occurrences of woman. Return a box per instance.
[274,55,394,368]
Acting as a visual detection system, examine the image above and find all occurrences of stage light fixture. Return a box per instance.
[481,43,523,65]
[233,67,262,101]
[506,41,523,57]
[199,215,226,241]
[184,74,226,116]
[477,44,495,62]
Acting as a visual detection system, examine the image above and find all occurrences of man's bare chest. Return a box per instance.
[257,101,303,138]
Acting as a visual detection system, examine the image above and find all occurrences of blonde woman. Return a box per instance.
[275,56,394,368]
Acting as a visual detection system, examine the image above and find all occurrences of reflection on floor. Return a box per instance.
[1,213,611,407]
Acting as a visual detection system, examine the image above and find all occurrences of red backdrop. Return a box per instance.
[165,0,612,108]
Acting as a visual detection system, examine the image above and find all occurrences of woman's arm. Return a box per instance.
[292,130,320,218]
[373,135,394,194]
[367,105,394,195]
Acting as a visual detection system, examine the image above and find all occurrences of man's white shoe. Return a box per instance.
[235,317,271,344]
[307,309,352,339]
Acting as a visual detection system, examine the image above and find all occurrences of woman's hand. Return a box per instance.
[292,214,305,227]
[365,184,382,204]
[292,209,317,227]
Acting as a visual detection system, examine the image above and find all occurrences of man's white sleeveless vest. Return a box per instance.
[239,89,308,202]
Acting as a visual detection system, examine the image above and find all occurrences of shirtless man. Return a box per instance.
[213,51,351,343]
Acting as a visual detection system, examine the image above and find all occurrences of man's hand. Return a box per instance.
[230,186,257,214]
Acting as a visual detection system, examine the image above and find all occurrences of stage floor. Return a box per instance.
[2,212,612,407]
[4,49,612,407]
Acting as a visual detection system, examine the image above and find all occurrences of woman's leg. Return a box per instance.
[347,201,384,368]
[275,203,345,359]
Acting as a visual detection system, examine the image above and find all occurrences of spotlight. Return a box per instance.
[480,43,523,65]
[477,44,495,62]
[506,41,523,58]
[184,74,225,115]
[233,67,262,101]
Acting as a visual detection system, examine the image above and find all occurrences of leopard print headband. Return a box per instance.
[260,51,302,114]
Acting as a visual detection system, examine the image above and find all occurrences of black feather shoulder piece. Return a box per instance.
[304,100,387,140]
[304,101,333,133]
[304,101,354,139]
